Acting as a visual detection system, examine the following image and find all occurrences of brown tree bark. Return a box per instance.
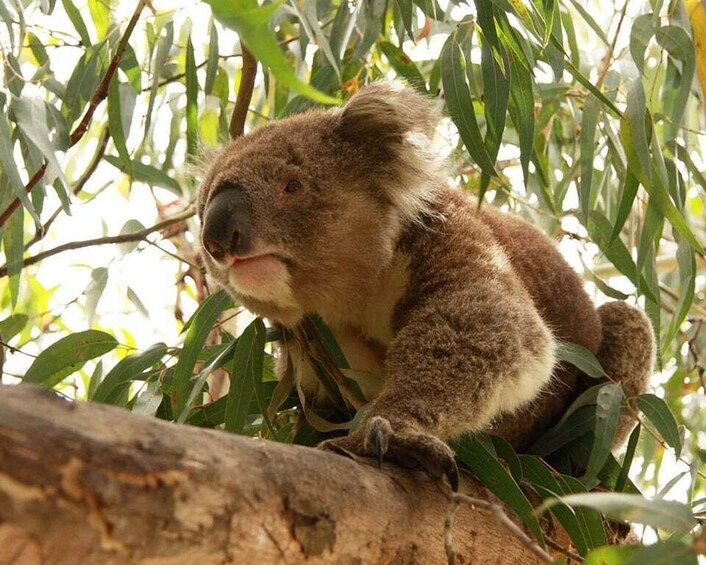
[0,385,560,564]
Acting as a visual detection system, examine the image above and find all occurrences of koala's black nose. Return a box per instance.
[201,189,252,262]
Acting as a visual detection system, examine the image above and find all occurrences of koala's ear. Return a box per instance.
[337,82,439,143]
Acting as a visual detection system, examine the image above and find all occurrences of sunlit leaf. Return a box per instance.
[204,0,339,105]
[538,493,696,531]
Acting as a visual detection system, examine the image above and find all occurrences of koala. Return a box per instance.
[197,82,654,490]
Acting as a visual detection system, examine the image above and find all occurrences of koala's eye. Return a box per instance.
[284,179,302,194]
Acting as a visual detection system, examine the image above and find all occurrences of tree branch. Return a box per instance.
[0,0,148,230]
[0,384,562,564]
[0,208,194,278]
[229,46,257,140]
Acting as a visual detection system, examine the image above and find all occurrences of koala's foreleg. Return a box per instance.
[323,286,556,490]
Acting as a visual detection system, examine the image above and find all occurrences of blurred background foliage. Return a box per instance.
[0,0,705,561]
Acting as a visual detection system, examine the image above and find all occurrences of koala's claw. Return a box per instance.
[321,416,459,492]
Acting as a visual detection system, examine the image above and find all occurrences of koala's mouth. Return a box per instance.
[230,253,281,268]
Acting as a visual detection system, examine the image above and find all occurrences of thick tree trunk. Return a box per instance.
[0,385,558,564]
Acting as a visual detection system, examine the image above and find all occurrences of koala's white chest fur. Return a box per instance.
[292,251,411,402]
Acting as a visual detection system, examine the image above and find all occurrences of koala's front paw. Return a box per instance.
[320,416,459,491]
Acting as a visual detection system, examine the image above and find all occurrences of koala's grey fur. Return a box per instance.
[197,82,654,484]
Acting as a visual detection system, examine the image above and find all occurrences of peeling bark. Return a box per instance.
[0,385,561,564]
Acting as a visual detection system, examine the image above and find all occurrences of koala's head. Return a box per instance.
[197,82,445,325]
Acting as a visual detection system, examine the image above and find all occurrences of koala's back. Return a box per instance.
[394,188,602,448]
[396,188,601,347]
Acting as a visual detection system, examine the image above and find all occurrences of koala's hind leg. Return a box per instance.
[594,302,655,445]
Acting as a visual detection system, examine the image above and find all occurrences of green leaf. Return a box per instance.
[225,318,266,434]
[185,36,198,157]
[378,42,426,94]
[621,81,704,254]
[204,20,219,95]
[3,206,24,308]
[610,170,639,243]
[204,0,339,105]
[588,211,659,303]
[528,405,596,456]
[556,342,604,378]
[538,493,696,532]
[103,155,182,195]
[629,13,655,75]
[441,28,497,176]
[173,290,232,414]
[177,340,237,423]
[107,77,134,175]
[63,41,110,125]
[489,434,523,483]
[144,22,173,138]
[662,235,695,352]
[615,424,640,492]
[118,219,146,255]
[520,455,607,554]
[476,1,510,199]
[23,330,119,387]
[0,116,39,225]
[14,97,69,208]
[61,0,91,45]
[505,39,534,184]
[88,0,111,39]
[453,435,544,544]
[583,383,623,485]
[579,95,600,223]
[93,343,168,404]
[587,540,698,565]
[655,25,695,143]
[637,393,682,458]
[84,267,108,326]
[0,314,28,341]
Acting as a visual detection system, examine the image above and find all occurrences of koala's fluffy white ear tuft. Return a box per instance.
[338,82,439,143]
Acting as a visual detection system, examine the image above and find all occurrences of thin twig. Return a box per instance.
[0,0,148,230]
[595,0,629,89]
[545,535,583,563]
[0,208,194,278]
[444,498,460,565]
[444,493,554,564]
[229,46,257,140]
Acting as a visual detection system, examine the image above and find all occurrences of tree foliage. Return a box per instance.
[0,0,705,561]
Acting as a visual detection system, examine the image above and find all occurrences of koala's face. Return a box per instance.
[197,111,395,323]
[197,83,442,325]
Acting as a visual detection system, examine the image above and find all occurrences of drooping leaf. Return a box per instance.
[24,330,119,387]
[538,493,697,532]
[556,342,604,378]
[225,318,266,434]
[103,155,182,194]
[204,0,339,105]
[172,290,232,414]
[93,343,168,405]
[637,393,682,458]
[441,28,497,176]
[583,383,623,485]
[453,434,544,544]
